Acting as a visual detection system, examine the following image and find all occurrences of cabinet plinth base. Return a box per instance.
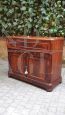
[8,72,62,92]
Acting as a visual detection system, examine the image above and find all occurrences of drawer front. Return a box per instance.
[7,39,50,50]
[17,39,50,50]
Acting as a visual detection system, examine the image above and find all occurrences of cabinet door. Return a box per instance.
[28,52,45,81]
[8,51,25,75]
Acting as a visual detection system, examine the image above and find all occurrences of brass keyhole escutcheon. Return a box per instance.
[24,66,28,76]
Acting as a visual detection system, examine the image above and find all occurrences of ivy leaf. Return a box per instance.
[18,25,22,29]
[29,8,33,13]
[41,8,46,15]
[63,9,65,13]
[12,1,17,5]
[13,22,17,26]
[8,23,11,27]
[28,18,32,22]
[57,15,63,18]
[49,28,57,34]
[7,9,14,15]
[0,7,3,12]
[20,6,26,11]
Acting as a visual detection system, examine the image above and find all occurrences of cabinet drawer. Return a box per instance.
[7,39,50,50]
[17,39,50,50]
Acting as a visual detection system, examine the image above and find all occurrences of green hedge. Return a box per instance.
[0,0,65,37]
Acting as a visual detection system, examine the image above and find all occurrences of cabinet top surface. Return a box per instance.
[7,36,64,41]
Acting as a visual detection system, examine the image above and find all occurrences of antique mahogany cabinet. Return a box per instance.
[6,36,64,91]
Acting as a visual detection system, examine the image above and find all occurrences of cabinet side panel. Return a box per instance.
[51,52,63,82]
[51,39,64,82]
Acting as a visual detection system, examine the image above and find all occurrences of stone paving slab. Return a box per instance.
[0,59,65,115]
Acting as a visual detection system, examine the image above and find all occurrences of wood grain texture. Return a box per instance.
[6,36,64,91]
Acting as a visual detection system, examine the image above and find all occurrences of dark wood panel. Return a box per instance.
[8,52,25,75]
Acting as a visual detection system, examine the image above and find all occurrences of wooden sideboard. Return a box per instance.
[6,36,64,91]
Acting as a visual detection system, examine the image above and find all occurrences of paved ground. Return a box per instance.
[0,59,65,115]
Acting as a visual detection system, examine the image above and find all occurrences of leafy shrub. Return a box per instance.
[0,0,65,37]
